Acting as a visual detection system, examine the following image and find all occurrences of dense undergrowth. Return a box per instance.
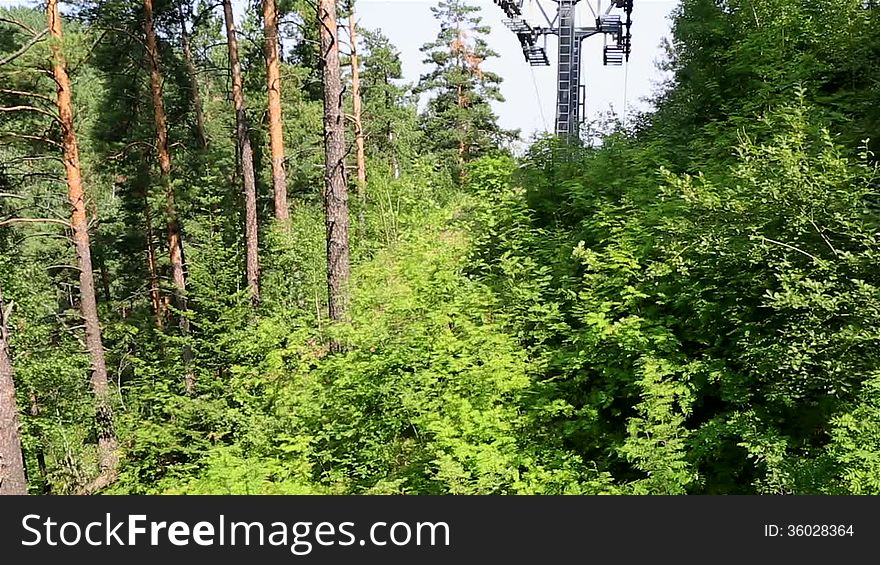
[109,97,880,494]
[469,102,880,495]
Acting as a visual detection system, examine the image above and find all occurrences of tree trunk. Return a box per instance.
[390,130,400,179]
[28,390,49,494]
[96,249,112,302]
[263,0,289,223]
[457,83,466,171]
[384,79,400,179]
[318,0,350,326]
[143,190,163,329]
[224,0,261,308]
[48,0,118,490]
[145,0,194,392]
[348,12,366,232]
[0,287,27,495]
[178,5,208,149]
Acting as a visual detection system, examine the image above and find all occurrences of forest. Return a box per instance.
[1,0,880,496]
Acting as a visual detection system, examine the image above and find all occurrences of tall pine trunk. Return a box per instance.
[263,0,289,223]
[143,189,163,329]
[348,11,366,231]
[0,287,27,495]
[223,0,261,307]
[144,0,194,392]
[49,0,118,490]
[318,0,350,326]
[178,5,208,149]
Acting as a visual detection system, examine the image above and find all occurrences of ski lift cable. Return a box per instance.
[530,64,549,133]
[622,54,630,128]
[585,0,598,20]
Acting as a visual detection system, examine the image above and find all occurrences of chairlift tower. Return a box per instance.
[494,0,634,138]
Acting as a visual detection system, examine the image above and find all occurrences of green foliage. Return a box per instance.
[359,28,421,179]
[5,0,880,496]
[469,97,880,493]
[417,0,516,174]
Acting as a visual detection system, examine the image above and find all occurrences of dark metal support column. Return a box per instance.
[555,0,577,136]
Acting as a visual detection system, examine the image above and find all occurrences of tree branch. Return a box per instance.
[0,17,37,36]
[0,217,70,228]
[0,28,49,67]
[98,26,148,49]
[808,218,839,257]
[756,236,823,263]
[0,131,62,149]
[108,141,156,161]
[0,89,55,104]
[8,154,64,165]
[0,105,61,123]
[191,2,225,29]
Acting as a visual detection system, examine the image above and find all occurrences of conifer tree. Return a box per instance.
[49,0,118,491]
[223,0,260,307]
[417,0,512,172]
[144,0,195,392]
[263,0,290,222]
[360,28,416,179]
[318,0,350,326]
[0,286,26,495]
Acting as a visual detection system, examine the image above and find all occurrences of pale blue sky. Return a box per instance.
[0,0,678,140]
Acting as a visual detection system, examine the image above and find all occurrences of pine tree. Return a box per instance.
[263,0,290,223]
[48,0,118,491]
[144,0,195,392]
[360,28,417,179]
[223,0,260,307]
[177,1,208,149]
[0,286,27,495]
[417,0,512,172]
[318,0,350,327]
[348,8,367,231]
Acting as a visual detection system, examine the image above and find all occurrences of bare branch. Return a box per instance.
[0,28,49,67]
[6,171,66,184]
[0,88,55,104]
[756,236,823,263]
[192,2,224,30]
[8,154,64,165]
[0,217,70,228]
[70,29,110,75]
[12,232,70,246]
[98,26,148,49]
[808,218,839,257]
[0,17,38,36]
[0,131,62,149]
[108,141,156,161]
[0,105,61,123]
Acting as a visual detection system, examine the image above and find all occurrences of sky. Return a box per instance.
[0,0,679,140]
[351,0,678,139]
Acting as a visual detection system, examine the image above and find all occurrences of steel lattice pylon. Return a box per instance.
[497,0,634,139]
